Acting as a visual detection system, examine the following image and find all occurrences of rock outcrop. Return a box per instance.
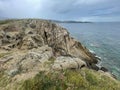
[0,19,99,77]
[52,56,86,70]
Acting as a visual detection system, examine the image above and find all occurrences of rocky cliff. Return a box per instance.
[0,19,119,90]
[0,19,98,70]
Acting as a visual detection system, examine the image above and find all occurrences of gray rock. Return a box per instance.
[19,45,53,72]
[100,67,108,72]
[7,68,19,77]
[52,56,86,70]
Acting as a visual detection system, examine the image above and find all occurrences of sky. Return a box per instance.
[0,0,120,22]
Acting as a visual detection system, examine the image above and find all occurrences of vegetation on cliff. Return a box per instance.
[0,68,120,90]
[21,68,120,90]
[0,19,120,90]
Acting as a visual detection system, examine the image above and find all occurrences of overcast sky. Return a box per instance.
[0,0,120,22]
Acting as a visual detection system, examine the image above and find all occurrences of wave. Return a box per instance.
[89,49,102,67]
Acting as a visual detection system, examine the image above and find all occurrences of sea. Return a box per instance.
[59,22,120,80]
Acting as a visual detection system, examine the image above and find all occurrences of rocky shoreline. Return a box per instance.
[0,19,106,71]
[0,19,119,90]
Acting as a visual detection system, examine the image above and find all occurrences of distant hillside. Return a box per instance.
[50,20,92,23]
[0,16,8,20]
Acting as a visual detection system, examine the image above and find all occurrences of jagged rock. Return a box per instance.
[18,45,53,72]
[0,45,53,74]
[0,19,98,64]
[100,67,108,72]
[90,63,100,71]
[52,56,86,70]
[0,19,98,76]
[0,55,13,63]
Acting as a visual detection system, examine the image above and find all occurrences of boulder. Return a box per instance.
[100,67,108,72]
[52,56,86,70]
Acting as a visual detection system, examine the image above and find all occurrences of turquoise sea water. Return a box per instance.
[59,22,120,79]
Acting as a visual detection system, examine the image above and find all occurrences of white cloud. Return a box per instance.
[26,0,43,10]
[0,0,43,18]
[74,0,105,5]
[0,0,120,21]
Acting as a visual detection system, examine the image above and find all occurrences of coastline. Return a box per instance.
[0,19,120,90]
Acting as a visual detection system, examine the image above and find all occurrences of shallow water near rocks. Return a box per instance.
[60,22,120,80]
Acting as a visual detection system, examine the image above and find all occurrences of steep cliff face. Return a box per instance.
[1,19,118,90]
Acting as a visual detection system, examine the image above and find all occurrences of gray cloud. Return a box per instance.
[0,0,120,21]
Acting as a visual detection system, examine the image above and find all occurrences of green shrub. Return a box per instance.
[3,68,120,90]
[85,70,99,85]
[20,71,67,90]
